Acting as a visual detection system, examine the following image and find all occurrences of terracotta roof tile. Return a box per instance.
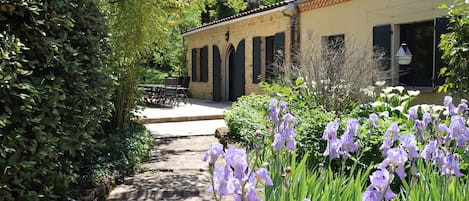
[298,0,351,12]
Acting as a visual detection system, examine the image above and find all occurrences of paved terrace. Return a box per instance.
[107,99,232,201]
[136,98,232,124]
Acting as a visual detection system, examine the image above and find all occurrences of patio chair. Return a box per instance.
[177,76,191,105]
[161,77,179,107]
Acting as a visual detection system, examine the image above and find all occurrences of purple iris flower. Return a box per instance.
[408,107,418,122]
[323,138,342,159]
[370,168,390,189]
[379,139,393,157]
[279,100,288,112]
[441,154,463,177]
[380,123,400,156]
[272,113,297,151]
[338,119,361,157]
[268,99,280,124]
[362,188,381,201]
[344,119,360,137]
[272,133,284,151]
[214,165,237,195]
[400,134,419,159]
[323,121,344,158]
[422,112,432,126]
[386,147,408,165]
[224,146,248,179]
[369,113,379,127]
[421,140,437,161]
[363,168,397,201]
[323,121,339,140]
[457,99,468,113]
[387,123,399,141]
[448,116,469,147]
[202,143,225,165]
[384,188,397,200]
[444,96,456,116]
[255,168,273,185]
[385,147,408,178]
[438,124,450,133]
[414,120,425,140]
[246,185,259,201]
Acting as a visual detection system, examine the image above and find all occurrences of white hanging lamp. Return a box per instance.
[395,43,412,65]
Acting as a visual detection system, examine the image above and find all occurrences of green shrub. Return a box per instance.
[224,94,271,146]
[438,0,469,96]
[0,1,114,200]
[77,122,154,191]
[225,82,337,167]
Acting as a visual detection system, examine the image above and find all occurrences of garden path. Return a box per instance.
[107,99,230,201]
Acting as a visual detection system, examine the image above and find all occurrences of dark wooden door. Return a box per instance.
[212,45,222,101]
[230,40,245,101]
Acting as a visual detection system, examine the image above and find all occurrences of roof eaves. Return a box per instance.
[182,0,295,36]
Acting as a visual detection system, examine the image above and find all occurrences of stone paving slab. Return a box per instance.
[142,136,218,171]
[106,171,213,201]
[145,120,226,138]
[107,136,219,201]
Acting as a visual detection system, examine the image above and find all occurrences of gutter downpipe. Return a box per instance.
[282,1,299,70]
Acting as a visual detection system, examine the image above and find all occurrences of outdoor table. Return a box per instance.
[138,84,188,106]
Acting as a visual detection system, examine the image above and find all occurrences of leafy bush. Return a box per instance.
[0,1,114,200]
[77,122,154,191]
[224,94,271,146]
[438,0,469,96]
[225,82,336,167]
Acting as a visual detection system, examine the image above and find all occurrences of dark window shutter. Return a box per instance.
[252,36,261,83]
[373,24,392,70]
[274,32,285,59]
[274,32,285,61]
[200,46,209,82]
[435,17,450,86]
[191,48,197,81]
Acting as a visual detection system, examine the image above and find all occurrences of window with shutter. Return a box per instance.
[399,21,434,87]
[191,46,209,82]
[373,24,392,70]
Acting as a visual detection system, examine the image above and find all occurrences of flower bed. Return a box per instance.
[210,82,469,200]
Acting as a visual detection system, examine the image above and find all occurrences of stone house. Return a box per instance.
[183,0,452,102]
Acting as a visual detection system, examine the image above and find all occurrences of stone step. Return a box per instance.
[145,119,226,138]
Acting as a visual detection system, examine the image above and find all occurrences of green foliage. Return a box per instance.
[397,159,469,201]
[104,0,187,128]
[224,94,271,145]
[438,0,469,97]
[225,81,336,167]
[77,122,154,190]
[141,68,170,84]
[265,152,372,201]
[0,0,114,199]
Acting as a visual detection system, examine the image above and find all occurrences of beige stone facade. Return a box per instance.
[183,2,295,101]
[298,0,452,104]
[183,0,453,103]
